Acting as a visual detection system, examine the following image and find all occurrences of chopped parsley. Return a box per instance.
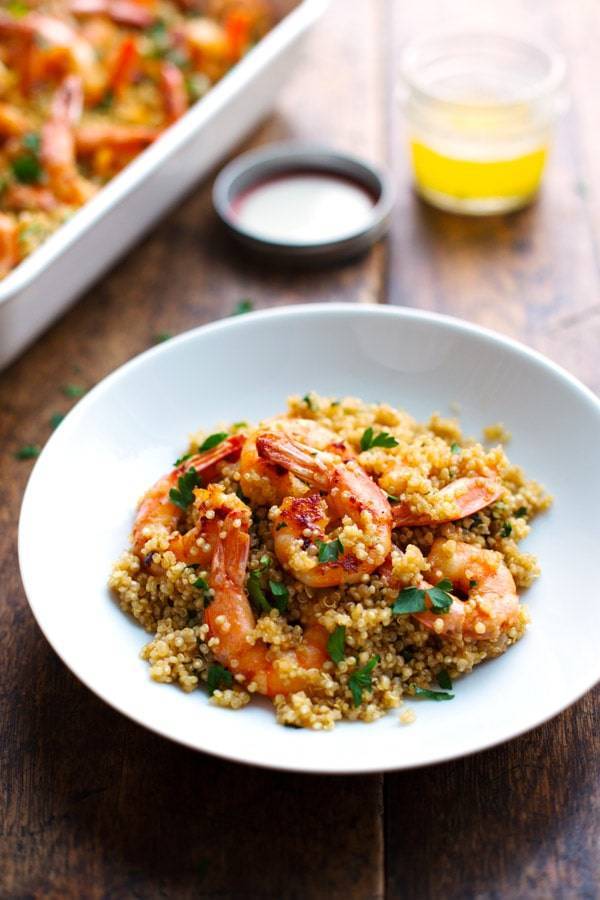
[153,332,172,344]
[348,655,379,707]
[450,442,461,454]
[500,522,513,538]
[515,506,528,518]
[231,299,253,316]
[469,579,478,589]
[144,19,172,57]
[392,579,453,615]
[61,383,86,398]
[169,467,201,510]
[206,664,233,696]
[199,432,227,452]
[276,522,287,531]
[193,576,209,592]
[360,427,399,451]
[317,538,344,563]
[326,625,346,664]
[49,412,65,429]
[7,1,29,16]
[303,393,314,410]
[268,580,289,614]
[437,669,452,690]
[11,133,42,184]
[387,494,399,504]
[247,571,270,614]
[174,451,192,466]
[412,685,454,701]
[15,444,40,460]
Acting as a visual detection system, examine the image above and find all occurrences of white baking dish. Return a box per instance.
[0,0,327,370]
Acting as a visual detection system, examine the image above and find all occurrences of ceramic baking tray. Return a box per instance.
[0,0,327,370]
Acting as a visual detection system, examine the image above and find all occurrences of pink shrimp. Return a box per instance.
[70,0,156,28]
[160,61,188,123]
[132,433,245,568]
[0,214,19,278]
[41,75,97,205]
[391,476,503,527]
[256,431,392,587]
[205,507,329,697]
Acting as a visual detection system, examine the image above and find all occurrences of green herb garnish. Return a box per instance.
[360,427,399,451]
[317,538,344,563]
[348,655,379,707]
[392,579,453,615]
[199,432,227,452]
[515,506,527,518]
[61,383,86,398]
[450,441,461,454]
[327,625,346,664]
[153,332,172,344]
[11,133,42,184]
[437,669,453,690]
[96,90,114,111]
[49,412,65,429]
[169,467,201,510]
[206,664,233,696]
[248,571,270,614]
[232,299,253,316]
[7,1,29,17]
[387,494,399,504]
[269,580,289,614]
[193,576,209,592]
[303,393,314,410]
[15,444,40,460]
[174,451,192,466]
[412,685,454,701]
[500,522,512,538]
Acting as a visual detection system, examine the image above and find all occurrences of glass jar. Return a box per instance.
[401,33,567,215]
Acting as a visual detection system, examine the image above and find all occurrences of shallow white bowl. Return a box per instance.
[18,304,600,774]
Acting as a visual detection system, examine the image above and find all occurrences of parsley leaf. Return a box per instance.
[174,451,192,466]
[360,427,399,451]
[327,625,346,664]
[437,668,453,690]
[153,332,172,344]
[49,412,65,429]
[392,580,453,615]
[317,538,344,563]
[515,506,528,518]
[248,571,271,614]
[199,432,227,452]
[450,441,461,454]
[193,576,208,592]
[412,685,454,701]
[11,133,42,184]
[269,580,289,614]
[303,393,314,410]
[169,467,201,510]
[387,494,399,503]
[232,299,253,316]
[61,383,86,398]
[15,444,40,460]
[348,655,379,707]
[206,664,233,696]
[500,522,512,538]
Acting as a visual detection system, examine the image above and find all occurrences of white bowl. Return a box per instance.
[18,304,600,774]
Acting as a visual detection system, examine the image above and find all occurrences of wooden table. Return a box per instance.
[2,2,599,897]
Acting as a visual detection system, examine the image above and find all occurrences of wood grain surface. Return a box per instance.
[1,1,598,897]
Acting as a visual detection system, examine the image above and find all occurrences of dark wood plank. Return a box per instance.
[384,0,600,896]
[0,2,387,897]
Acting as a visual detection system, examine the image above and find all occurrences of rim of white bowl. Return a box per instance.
[18,303,600,774]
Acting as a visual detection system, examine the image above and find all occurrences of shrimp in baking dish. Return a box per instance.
[41,76,97,205]
[132,433,245,568]
[205,506,329,696]
[256,430,392,587]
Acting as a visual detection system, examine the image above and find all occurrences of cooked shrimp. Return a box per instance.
[391,476,503,527]
[74,122,160,154]
[70,0,156,28]
[3,184,59,213]
[413,538,520,640]
[256,431,392,587]
[41,75,97,204]
[0,214,19,278]
[132,433,245,566]
[205,507,329,696]
[160,60,188,123]
[239,417,353,506]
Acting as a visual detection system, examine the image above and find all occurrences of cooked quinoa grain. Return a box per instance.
[109,393,551,729]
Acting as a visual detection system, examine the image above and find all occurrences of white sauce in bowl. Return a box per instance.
[231,172,376,244]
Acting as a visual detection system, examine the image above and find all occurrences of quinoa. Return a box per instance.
[109,393,551,730]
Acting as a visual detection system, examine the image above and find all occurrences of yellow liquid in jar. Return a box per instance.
[410,140,548,207]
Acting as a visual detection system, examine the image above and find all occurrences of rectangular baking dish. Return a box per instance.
[0,0,328,371]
